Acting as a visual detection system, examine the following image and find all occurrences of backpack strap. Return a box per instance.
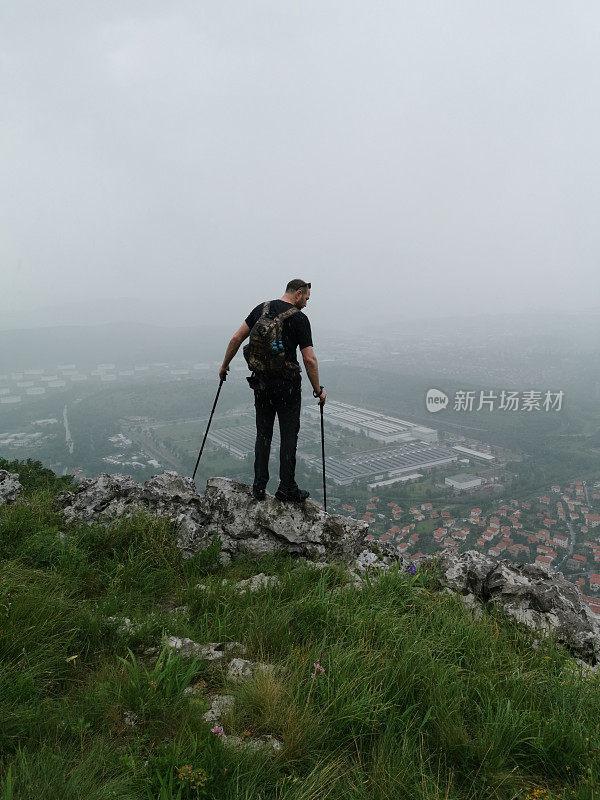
[261,301,270,316]
[274,307,299,323]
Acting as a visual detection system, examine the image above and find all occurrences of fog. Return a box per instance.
[2,1,600,332]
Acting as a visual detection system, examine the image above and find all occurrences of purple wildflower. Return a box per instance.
[210,725,227,740]
[311,660,325,679]
[407,564,417,575]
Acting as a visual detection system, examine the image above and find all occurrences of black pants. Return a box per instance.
[252,377,302,493]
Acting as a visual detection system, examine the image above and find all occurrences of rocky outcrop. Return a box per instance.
[0,470,24,506]
[431,550,600,665]
[56,472,368,564]
[200,477,367,563]
[56,470,600,666]
[56,472,213,556]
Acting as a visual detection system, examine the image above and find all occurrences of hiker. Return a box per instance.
[219,279,326,502]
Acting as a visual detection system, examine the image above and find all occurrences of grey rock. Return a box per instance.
[56,471,212,557]
[225,734,283,753]
[430,550,600,665]
[106,616,140,635]
[183,681,205,697]
[166,637,246,661]
[199,478,368,563]
[234,573,280,593]
[0,470,24,506]
[56,473,368,564]
[123,710,139,728]
[203,694,235,723]
[345,543,409,589]
[227,658,275,681]
[458,592,483,620]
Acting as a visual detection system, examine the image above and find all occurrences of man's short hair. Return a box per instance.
[286,279,311,295]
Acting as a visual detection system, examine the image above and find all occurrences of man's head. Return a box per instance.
[283,278,311,309]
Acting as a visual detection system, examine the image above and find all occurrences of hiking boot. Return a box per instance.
[252,487,266,501]
[275,487,310,503]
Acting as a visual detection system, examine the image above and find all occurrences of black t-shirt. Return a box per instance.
[245,300,313,368]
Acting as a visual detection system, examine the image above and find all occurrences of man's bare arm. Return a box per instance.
[301,345,326,405]
[219,322,251,380]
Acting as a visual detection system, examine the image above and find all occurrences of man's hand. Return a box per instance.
[312,386,326,406]
[218,322,251,382]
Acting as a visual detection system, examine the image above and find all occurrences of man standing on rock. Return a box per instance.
[219,279,326,503]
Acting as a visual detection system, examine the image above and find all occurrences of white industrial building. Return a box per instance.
[368,472,423,489]
[445,473,483,490]
[452,445,495,462]
[304,400,438,444]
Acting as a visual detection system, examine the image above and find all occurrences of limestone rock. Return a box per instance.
[199,477,368,563]
[106,616,139,635]
[203,694,235,724]
[227,658,275,681]
[234,574,280,593]
[166,637,246,661]
[56,473,368,564]
[55,471,212,556]
[432,550,600,665]
[123,710,139,728]
[343,542,409,589]
[225,734,283,752]
[0,470,24,506]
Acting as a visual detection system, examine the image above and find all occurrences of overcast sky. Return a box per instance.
[2,1,599,331]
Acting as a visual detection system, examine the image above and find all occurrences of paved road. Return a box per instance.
[63,405,74,455]
[583,480,591,507]
[556,517,576,570]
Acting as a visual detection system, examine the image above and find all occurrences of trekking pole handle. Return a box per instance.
[313,385,324,398]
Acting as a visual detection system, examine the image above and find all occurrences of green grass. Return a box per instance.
[0,460,599,799]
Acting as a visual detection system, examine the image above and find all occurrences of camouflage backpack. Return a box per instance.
[243,301,301,379]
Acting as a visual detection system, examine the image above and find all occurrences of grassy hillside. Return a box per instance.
[0,460,599,800]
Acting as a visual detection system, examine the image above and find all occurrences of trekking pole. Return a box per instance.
[192,377,225,482]
[320,402,327,513]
